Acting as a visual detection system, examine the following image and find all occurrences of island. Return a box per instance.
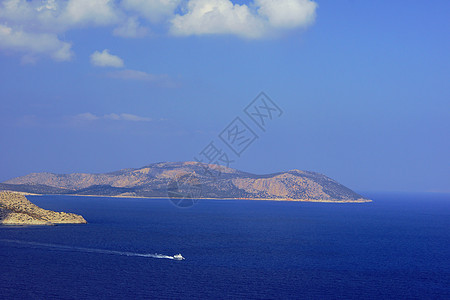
[0,162,371,203]
[0,191,87,225]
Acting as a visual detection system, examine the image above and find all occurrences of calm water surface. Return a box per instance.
[0,193,449,299]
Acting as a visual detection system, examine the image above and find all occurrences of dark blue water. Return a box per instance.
[1,193,449,299]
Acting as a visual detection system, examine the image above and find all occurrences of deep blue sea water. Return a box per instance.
[1,193,449,299]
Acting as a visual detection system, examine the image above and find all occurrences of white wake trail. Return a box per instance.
[0,239,181,260]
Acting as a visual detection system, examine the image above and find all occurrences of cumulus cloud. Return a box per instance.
[0,0,120,33]
[74,112,152,122]
[170,0,317,38]
[113,17,149,38]
[0,0,318,61]
[170,0,264,38]
[61,0,119,27]
[256,0,317,29]
[0,24,73,61]
[121,0,182,23]
[90,49,124,68]
[0,0,119,61]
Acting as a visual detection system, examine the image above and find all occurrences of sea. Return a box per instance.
[0,192,449,299]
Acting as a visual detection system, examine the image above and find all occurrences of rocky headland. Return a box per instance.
[0,191,87,225]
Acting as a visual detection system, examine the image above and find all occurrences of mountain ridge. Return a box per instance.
[2,162,371,202]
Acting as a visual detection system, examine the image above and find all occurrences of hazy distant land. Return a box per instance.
[1,162,370,203]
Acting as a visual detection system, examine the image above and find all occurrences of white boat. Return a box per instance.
[173,254,185,260]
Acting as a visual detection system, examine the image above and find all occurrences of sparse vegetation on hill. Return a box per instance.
[0,191,87,225]
[2,162,370,202]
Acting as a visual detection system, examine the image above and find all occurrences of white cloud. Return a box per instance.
[170,0,264,38]
[170,0,317,38]
[107,69,162,81]
[62,0,119,27]
[113,17,149,38]
[256,0,317,29]
[106,69,177,87]
[0,0,318,61]
[0,0,119,61]
[36,0,58,12]
[0,0,120,32]
[74,112,152,122]
[74,112,99,121]
[105,113,152,122]
[120,113,151,121]
[90,49,124,68]
[0,24,73,61]
[121,0,182,23]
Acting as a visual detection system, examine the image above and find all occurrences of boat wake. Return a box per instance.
[0,239,184,260]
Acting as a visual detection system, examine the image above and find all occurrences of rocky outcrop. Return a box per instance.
[0,191,87,225]
[2,162,371,202]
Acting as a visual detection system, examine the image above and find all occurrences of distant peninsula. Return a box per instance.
[0,191,87,225]
[1,162,370,203]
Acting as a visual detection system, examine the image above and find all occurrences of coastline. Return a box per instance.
[0,191,87,226]
[6,191,372,203]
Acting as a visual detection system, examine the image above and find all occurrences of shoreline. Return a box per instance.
[4,191,372,203]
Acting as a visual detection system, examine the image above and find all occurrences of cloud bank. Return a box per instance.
[0,0,318,61]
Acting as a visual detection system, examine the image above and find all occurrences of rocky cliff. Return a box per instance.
[0,191,87,225]
[2,162,370,202]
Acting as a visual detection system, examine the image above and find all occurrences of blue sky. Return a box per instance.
[0,0,449,193]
